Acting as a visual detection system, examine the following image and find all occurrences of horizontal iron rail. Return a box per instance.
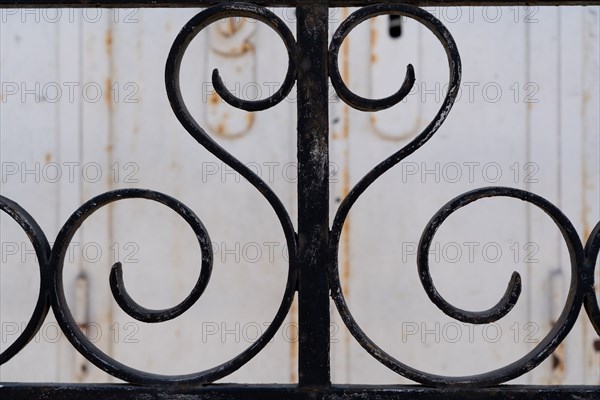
[0,0,599,7]
[2,384,600,400]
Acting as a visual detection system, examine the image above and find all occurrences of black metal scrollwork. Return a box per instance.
[0,196,51,365]
[1,1,598,390]
[328,3,598,388]
[2,2,299,386]
[584,221,600,335]
[415,188,585,386]
[50,190,216,384]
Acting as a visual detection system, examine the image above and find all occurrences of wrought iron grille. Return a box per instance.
[0,0,599,398]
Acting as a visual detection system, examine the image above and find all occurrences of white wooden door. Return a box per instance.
[1,5,598,384]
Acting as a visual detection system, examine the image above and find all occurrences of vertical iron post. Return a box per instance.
[296,1,331,387]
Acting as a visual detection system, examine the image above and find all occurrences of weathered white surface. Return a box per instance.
[0,5,598,384]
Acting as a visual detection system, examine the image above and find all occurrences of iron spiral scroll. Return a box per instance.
[0,2,598,389]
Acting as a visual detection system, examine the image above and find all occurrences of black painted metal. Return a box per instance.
[3,384,600,400]
[296,2,331,388]
[0,0,599,398]
[1,0,600,7]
